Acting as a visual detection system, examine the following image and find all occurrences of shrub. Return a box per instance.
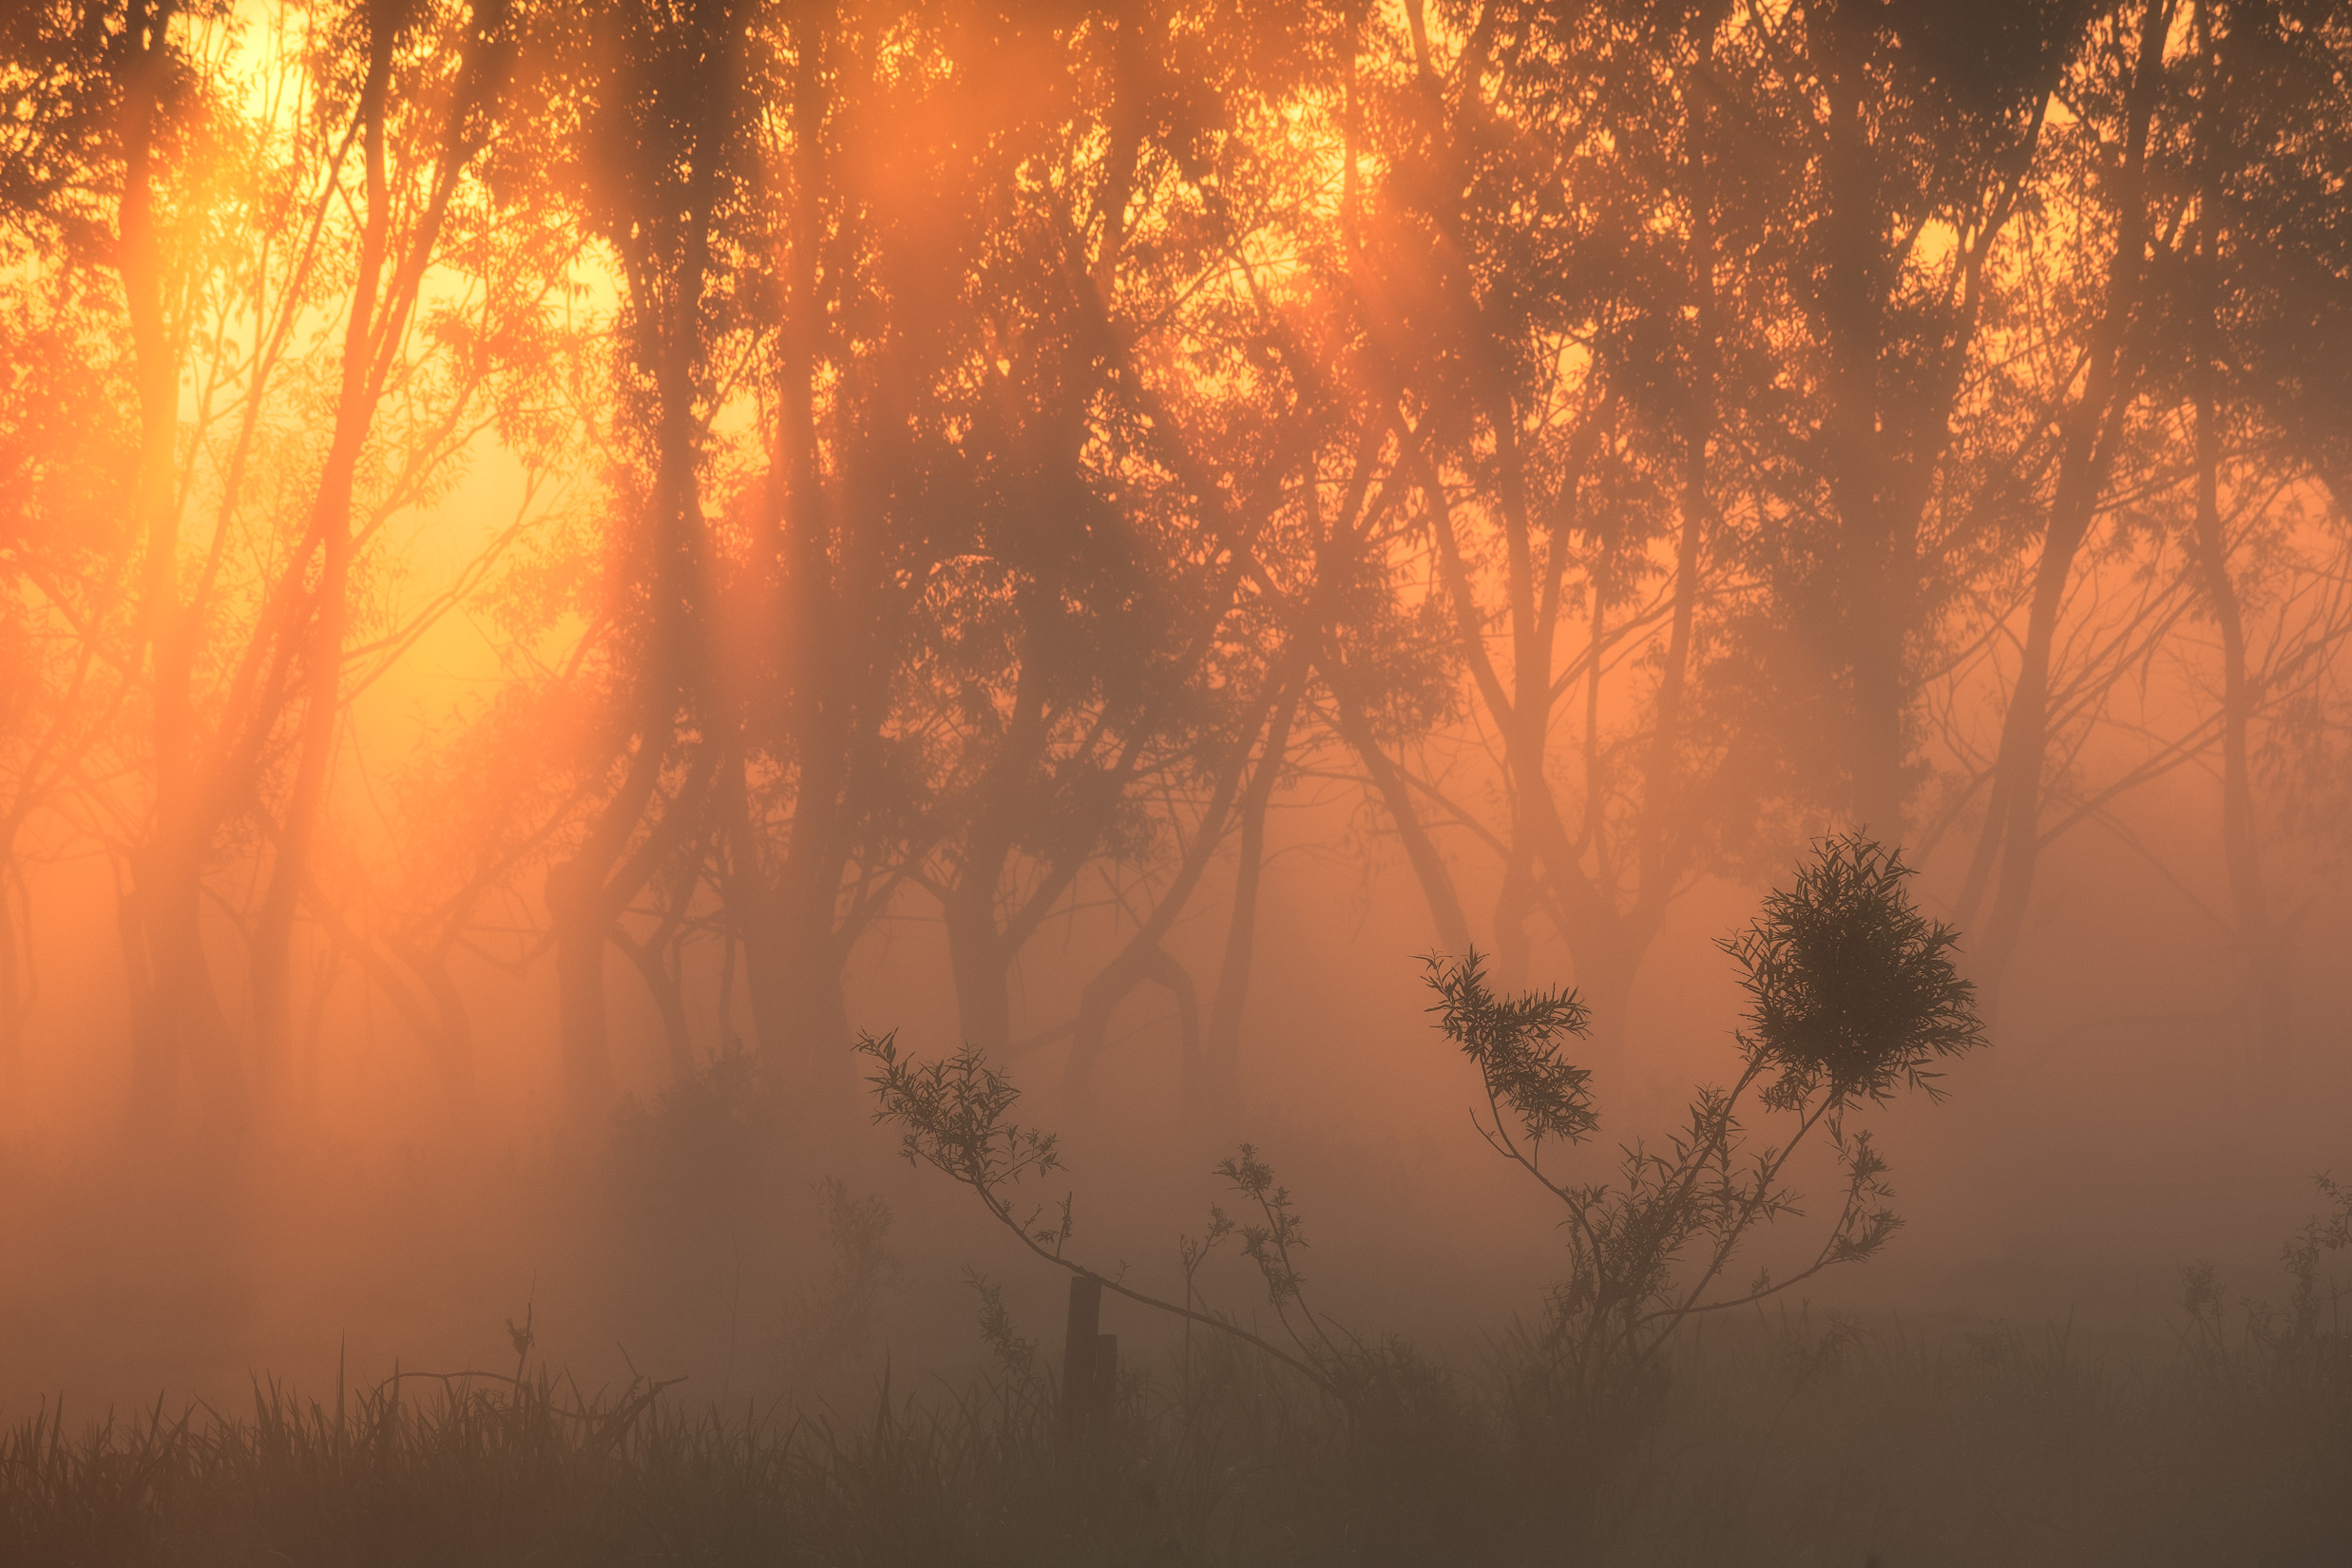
[862,833,1987,1463]
[854,1031,1355,1405]
[1428,832,1985,1435]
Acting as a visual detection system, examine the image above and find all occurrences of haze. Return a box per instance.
[0,0,2347,1509]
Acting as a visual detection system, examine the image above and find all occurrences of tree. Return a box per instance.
[533,0,757,1119]
[0,0,547,1135]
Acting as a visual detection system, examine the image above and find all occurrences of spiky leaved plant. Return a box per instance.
[1427,833,1985,1430]
[854,1033,1357,1405]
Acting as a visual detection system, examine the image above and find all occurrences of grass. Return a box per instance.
[3,1302,2345,1567]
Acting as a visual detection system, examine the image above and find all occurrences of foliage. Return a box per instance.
[0,0,2345,1154]
[1423,962,1596,1143]
[2179,1171,2352,1398]
[856,1034,1065,1220]
[865,832,1983,1460]
[779,1177,903,1387]
[605,1047,781,1255]
[966,1271,1039,1384]
[1427,834,1986,1430]
[857,1030,1358,1405]
[1719,833,1987,1108]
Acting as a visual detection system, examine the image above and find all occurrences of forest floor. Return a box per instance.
[3,1304,2346,1567]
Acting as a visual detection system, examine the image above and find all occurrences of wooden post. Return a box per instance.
[1089,1332,1118,1439]
[1060,1275,1102,1450]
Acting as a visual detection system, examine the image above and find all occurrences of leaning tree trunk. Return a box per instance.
[1201,672,1304,1122]
[1961,0,2169,1006]
[2192,336,2290,1059]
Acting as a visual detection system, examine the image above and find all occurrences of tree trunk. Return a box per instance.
[1201,674,1303,1121]
[2191,395,2289,1057]
[939,668,1053,1058]
[546,737,666,1122]
[943,870,1014,1057]
[1063,679,1275,1107]
[0,863,22,1105]
[614,919,696,1084]
[1326,661,1472,955]
[250,9,393,1108]
[381,931,480,1128]
[733,865,856,1109]
[1818,9,1907,839]
[548,855,621,1120]
[116,0,243,1136]
[2190,277,2289,1058]
[725,0,861,1116]
[1961,0,2170,1002]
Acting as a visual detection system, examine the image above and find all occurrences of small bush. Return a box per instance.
[1429,833,1985,1442]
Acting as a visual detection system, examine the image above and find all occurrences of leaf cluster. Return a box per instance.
[1719,832,1986,1108]
[859,1034,1360,1407]
[855,1029,1062,1202]
[1429,834,1982,1431]
[1424,951,1597,1145]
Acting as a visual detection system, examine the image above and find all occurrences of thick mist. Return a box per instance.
[1,706,2345,1417]
[2,1,2350,1559]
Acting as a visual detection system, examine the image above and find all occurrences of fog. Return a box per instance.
[2,674,2344,1416]
[3,1,2350,1558]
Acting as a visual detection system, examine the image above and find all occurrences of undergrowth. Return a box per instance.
[6,841,2345,1564]
[3,1300,2347,1568]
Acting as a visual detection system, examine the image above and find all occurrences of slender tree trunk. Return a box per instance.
[1818,10,1906,838]
[725,745,856,1097]
[615,923,696,1083]
[718,758,857,1100]
[1969,502,2094,974]
[940,667,1050,1057]
[296,940,339,1121]
[548,863,622,1119]
[735,893,852,1062]
[550,0,736,1122]
[725,1,860,1113]
[548,739,662,1120]
[117,0,244,1136]
[2190,325,2289,1060]
[551,760,716,1120]
[1325,662,1472,954]
[549,375,705,1121]
[1636,48,1714,919]
[1154,947,1210,1127]
[943,878,1013,1056]
[1965,0,2170,999]
[399,935,480,1124]
[1506,572,1659,1047]
[123,0,185,1132]
[0,863,21,1105]
[1063,675,1279,1106]
[250,10,393,1106]
[1202,674,1303,1119]
[942,741,1126,1064]
[2190,396,2287,1055]
[2189,2,2289,1057]
[942,795,1020,1060]
[296,864,480,1127]
[1489,855,1535,990]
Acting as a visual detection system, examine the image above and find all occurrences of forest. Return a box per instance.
[2,0,2350,1563]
